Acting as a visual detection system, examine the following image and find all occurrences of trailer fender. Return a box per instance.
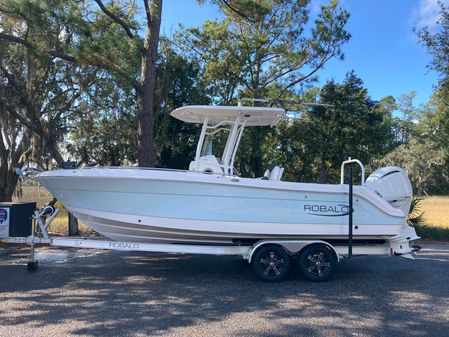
[247,240,339,263]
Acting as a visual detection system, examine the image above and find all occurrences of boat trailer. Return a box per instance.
[1,159,420,282]
[1,204,419,282]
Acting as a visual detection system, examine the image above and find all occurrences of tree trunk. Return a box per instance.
[0,170,17,202]
[137,0,163,167]
[0,123,25,202]
[46,137,64,166]
[137,91,155,167]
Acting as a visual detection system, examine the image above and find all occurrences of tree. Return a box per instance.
[65,40,211,169]
[379,138,446,195]
[417,1,449,167]
[0,0,164,168]
[375,89,449,195]
[0,1,95,200]
[376,95,400,151]
[0,107,31,201]
[65,81,138,166]
[69,0,163,167]
[266,72,395,183]
[178,0,350,176]
[395,92,419,144]
[155,41,210,169]
[417,2,449,86]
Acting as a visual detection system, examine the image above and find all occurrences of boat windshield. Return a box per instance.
[200,133,227,162]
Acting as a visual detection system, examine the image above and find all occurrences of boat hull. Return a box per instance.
[37,168,407,244]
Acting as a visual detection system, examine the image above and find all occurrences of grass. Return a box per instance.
[420,196,449,228]
[13,185,449,240]
[413,196,449,241]
[413,224,449,241]
[15,184,92,235]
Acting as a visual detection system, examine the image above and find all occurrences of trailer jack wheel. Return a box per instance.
[27,260,39,271]
[298,245,336,282]
[252,244,291,282]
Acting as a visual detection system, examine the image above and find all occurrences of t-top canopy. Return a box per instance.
[170,105,286,126]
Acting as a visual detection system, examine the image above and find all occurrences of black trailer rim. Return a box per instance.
[259,250,286,277]
[252,245,291,282]
[305,251,331,278]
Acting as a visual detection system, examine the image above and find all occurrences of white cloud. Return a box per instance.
[410,0,449,30]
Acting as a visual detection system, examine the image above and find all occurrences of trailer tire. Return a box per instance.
[297,244,336,282]
[252,244,291,282]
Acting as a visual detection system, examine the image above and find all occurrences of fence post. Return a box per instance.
[68,212,78,236]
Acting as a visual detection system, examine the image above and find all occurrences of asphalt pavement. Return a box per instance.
[0,242,448,337]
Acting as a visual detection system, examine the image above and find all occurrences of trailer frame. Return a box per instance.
[1,205,420,282]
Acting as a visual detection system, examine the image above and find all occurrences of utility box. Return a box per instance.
[0,202,36,238]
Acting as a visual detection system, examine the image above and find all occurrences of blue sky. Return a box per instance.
[161,0,447,106]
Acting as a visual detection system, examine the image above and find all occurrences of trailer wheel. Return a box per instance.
[297,244,336,282]
[252,244,291,282]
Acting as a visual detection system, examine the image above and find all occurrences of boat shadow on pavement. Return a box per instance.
[0,243,448,337]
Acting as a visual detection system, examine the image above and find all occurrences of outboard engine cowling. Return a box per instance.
[365,166,413,217]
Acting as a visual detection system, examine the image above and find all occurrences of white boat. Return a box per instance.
[36,105,419,250]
